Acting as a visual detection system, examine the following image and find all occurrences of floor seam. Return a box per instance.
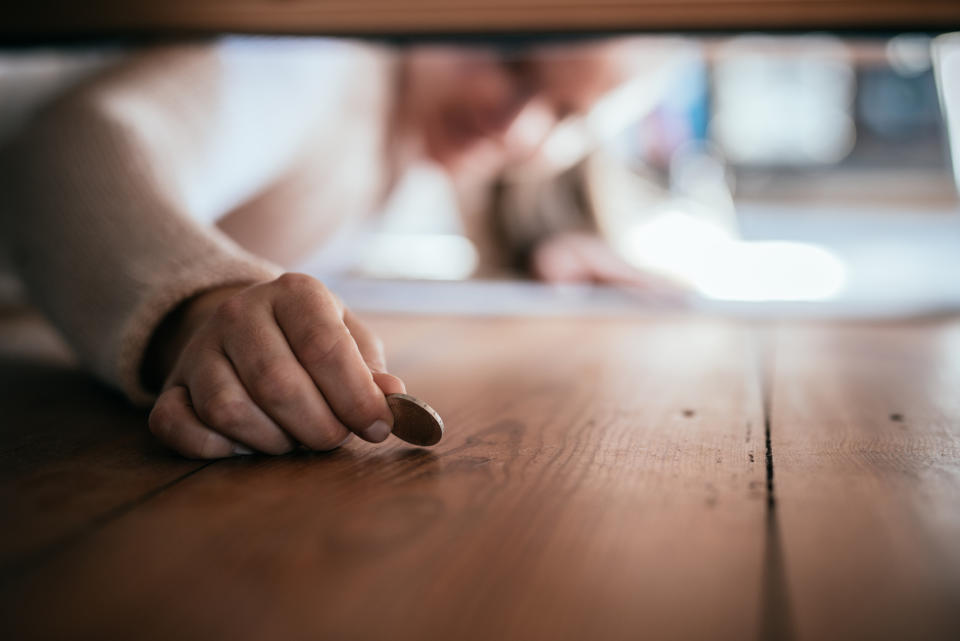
[758,326,796,641]
[0,459,217,583]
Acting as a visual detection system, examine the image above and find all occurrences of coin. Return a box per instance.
[387,393,444,447]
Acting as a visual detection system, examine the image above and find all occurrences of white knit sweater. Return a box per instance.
[0,38,396,404]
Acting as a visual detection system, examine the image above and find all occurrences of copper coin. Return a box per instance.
[387,393,444,447]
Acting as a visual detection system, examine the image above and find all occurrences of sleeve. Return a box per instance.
[489,160,597,273]
[0,42,347,404]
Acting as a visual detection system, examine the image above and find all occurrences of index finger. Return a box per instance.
[271,274,394,442]
[344,310,406,395]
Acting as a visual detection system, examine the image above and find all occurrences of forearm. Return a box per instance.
[0,40,400,402]
[0,90,279,403]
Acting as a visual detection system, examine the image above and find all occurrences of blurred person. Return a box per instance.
[0,37,649,458]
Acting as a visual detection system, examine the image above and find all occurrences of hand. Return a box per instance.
[530,231,686,295]
[147,273,405,458]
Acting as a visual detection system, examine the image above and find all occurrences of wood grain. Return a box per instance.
[0,310,206,575]
[770,322,960,641]
[3,0,960,39]
[1,315,767,641]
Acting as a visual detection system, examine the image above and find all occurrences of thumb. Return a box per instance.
[373,371,406,396]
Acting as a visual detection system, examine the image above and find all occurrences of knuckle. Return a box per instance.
[275,272,316,294]
[275,274,343,317]
[213,296,246,325]
[319,290,343,316]
[297,326,349,368]
[249,363,301,407]
[292,275,340,312]
[148,389,184,438]
[199,390,249,430]
[147,402,173,438]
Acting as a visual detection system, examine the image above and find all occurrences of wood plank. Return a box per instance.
[0,311,452,578]
[1,316,766,641]
[770,322,960,641]
[0,309,209,575]
[3,0,960,39]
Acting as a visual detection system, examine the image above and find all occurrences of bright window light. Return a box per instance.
[358,233,478,281]
[618,211,848,301]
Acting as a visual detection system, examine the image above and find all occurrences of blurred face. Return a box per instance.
[398,40,638,171]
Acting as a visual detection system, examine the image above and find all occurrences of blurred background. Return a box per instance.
[3,32,960,317]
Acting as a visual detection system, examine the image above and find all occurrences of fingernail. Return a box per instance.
[361,419,391,443]
[232,444,254,456]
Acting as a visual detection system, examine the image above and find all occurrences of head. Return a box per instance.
[397,38,643,172]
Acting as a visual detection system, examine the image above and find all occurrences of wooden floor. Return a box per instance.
[1,308,958,640]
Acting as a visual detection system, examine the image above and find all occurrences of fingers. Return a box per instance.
[373,371,406,396]
[346,309,408,394]
[219,303,353,451]
[183,346,297,455]
[271,274,394,443]
[531,232,687,293]
[150,274,402,458]
[574,234,652,285]
[344,309,387,371]
[149,386,239,459]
